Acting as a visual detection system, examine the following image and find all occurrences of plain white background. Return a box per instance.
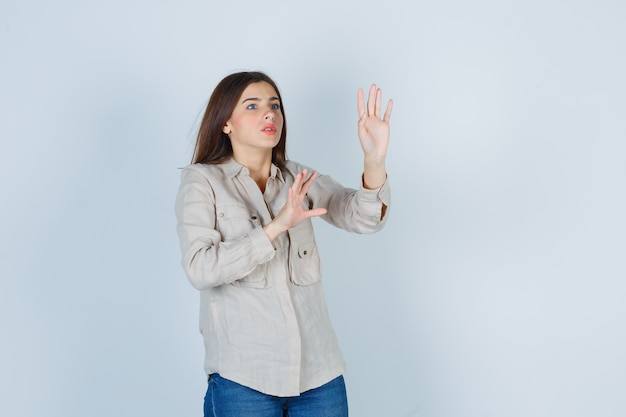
[1,1,625,416]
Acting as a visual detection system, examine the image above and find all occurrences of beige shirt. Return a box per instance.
[175,157,390,397]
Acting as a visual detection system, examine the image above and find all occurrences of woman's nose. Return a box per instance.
[264,109,275,120]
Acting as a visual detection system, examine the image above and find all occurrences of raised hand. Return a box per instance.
[263,169,327,241]
[357,84,393,189]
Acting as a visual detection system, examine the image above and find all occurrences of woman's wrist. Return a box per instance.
[363,159,386,189]
[263,220,287,242]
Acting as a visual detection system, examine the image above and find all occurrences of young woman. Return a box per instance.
[175,71,392,417]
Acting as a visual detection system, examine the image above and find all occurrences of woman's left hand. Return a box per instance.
[357,84,393,189]
[357,84,393,161]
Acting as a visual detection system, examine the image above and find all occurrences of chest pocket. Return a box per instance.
[215,203,261,240]
[287,219,322,286]
[215,202,269,288]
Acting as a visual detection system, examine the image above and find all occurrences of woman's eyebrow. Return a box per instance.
[242,96,280,104]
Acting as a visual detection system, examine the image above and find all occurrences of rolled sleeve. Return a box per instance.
[357,177,390,221]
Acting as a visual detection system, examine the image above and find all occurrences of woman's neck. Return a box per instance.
[232,151,272,192]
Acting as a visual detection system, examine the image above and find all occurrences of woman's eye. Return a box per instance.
[271,103,280,110]
[246,104,257,110]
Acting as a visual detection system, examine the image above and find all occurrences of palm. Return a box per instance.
[275,170,327,230]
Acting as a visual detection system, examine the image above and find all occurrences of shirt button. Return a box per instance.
[303,250,308,255]
[251,216,258,220]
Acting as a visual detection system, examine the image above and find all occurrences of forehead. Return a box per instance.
[239,81,279,101]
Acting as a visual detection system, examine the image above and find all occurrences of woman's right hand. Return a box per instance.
[263,169,327,242]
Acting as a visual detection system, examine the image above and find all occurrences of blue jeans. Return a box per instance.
[204,374,349,417]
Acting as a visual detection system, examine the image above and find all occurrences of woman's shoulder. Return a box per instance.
[182,159,239,177]
[283,159,315,174]
[179,162,233,188]
[182,162,218,174]
[180,163,215,178]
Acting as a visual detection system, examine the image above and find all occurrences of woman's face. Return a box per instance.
[223,81,284,158]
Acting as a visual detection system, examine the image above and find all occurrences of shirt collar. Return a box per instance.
[270,163,285,184]
[222,157,285,184]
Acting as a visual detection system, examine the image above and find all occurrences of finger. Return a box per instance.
[303,207,328,219]
[286,186,295,207]
[383,99,393,122]
[292,169,308,192]
[367,84,376,116]
[375,88,382,118]
[300,170,319,195]
[357,88,365,118]
[302,169,317,184]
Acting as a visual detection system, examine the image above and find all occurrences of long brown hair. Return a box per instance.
[192,71,287,168]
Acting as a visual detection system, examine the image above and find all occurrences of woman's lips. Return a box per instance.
[262,124,277,134]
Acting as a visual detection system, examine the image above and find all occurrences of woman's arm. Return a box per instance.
[274,85,393,234]
[175,168,276,290]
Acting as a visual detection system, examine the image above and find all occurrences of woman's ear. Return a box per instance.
[222,123,231,135]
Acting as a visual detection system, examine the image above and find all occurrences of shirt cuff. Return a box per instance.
[247,225,277,264]
[359,177,390,206]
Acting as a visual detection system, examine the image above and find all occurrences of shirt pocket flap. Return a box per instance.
[215,203,260,239]
[290,241,322,286]
[297,242,314,259]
